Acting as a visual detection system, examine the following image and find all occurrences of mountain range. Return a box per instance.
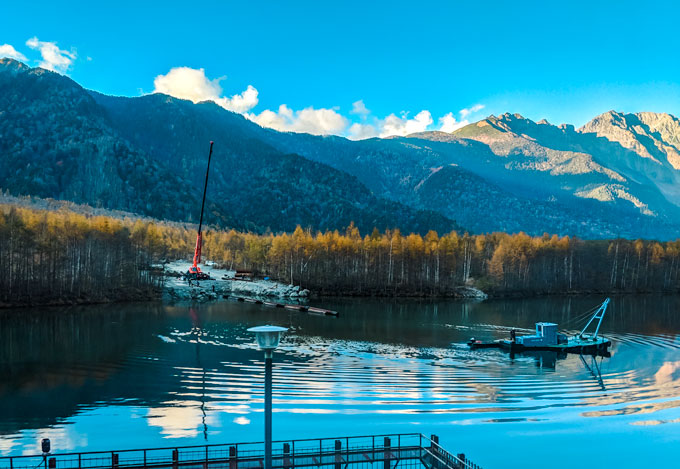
[0,58,454,234]
[2,57,680,239]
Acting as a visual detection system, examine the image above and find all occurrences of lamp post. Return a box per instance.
[247,325,288,469]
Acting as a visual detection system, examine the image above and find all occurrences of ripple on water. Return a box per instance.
[150,326,680,425]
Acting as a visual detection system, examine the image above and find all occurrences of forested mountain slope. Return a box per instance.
[0,59,457,234]
[0,59,201,223]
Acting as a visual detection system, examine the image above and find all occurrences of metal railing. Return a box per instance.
[420,435,481,469]
[0,433,480,469]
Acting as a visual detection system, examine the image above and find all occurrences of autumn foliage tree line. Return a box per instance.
[3,202,680,306]
[0,205,166,306]
[200,224,680,296]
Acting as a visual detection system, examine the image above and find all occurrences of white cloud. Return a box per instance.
[233,416,251,425]
[153,67,222,101]
[378,110,433,137]
[438,112,469,133]
[215,85,259,113]
[248,104,348,135]
[151,65,484,140]
[348,122,379,140]
[153,66,259,113]
[460,104,485,118]
[25,37,76,74]
[0,44,27,61]
[351,99,370,117]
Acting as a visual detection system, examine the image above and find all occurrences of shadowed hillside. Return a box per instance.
[0,58,458,235]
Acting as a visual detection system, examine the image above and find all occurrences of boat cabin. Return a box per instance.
[516,322,567,346]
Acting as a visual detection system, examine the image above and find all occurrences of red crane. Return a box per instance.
[187,141,214,280]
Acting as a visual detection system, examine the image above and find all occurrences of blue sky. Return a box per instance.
[2,0,679,137]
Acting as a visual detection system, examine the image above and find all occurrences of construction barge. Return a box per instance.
[468,298,611,356]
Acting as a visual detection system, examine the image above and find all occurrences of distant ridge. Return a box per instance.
[2,58,680,239]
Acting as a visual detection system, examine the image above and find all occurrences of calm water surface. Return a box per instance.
[1,296,679,468]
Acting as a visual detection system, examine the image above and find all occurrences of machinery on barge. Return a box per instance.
[468,298,611,355]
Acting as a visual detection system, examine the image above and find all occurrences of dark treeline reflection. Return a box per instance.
[0,303,167,435]
[0,301,335,437]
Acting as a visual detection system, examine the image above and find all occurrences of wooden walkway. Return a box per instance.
[230,296,339,317]
[1,434,480,469]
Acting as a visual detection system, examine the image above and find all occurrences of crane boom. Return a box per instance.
[197,141,214,235]
[579,298,610,339]
[188,141,214,279]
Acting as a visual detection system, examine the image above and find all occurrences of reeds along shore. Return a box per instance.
[2,203,680,306]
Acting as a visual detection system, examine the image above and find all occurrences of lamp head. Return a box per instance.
[247,325,288,351]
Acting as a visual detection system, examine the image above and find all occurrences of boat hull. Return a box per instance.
[468,338,611,356]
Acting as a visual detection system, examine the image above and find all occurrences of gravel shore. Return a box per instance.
[163,260,310,302]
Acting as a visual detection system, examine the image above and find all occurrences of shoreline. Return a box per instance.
[2,284,679,310]
[0,289,161,310]
[2,260,679,310]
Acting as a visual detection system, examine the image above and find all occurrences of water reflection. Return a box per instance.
[0,296,679,467]
[147,401,216,439]
[579,355,606,391]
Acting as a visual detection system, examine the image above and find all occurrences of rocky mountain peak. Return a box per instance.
[581,110,626,129]
[635,112,680,149]
[579,111,680,168]
[0,58,60,79]
[0,58,30,74]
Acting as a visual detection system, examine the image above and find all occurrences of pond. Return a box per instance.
[1,295,679,468]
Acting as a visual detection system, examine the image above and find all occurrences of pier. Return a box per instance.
[230,296,339,316]
[0,434,480,469]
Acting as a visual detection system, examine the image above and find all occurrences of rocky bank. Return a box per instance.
[163,261,310,302]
